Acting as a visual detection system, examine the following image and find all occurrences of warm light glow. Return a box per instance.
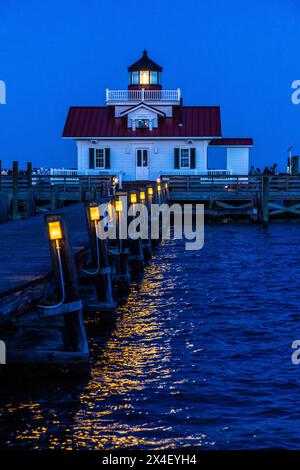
[140,70,149,85]
[130,193,137,204]
[164,183,168,189]
[48,221,62,240]
[157,184,161,192]
[107,202,113,218]
[156,178,161,183]
[113,176,119,185]
[140,191,145,201]
[115,200,123,212]
[90,206,100,221]
[148,187,153,196]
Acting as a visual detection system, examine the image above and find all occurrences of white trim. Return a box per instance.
[209,145,253,148]
[119,103,166,117]
[179,148,191,169]
[65,136,222,141]
[95,148,105,169]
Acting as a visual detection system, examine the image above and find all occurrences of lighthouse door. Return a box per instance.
[136,149,149,180]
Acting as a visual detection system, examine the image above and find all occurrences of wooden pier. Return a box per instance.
[0,160,114,222]
[0,183,168,370]
[163,174,300,223]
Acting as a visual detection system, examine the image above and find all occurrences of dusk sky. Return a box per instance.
[0,0,299,171]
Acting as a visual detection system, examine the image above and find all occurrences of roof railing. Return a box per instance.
[106,88,181,103]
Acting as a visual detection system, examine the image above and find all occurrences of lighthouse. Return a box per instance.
[63,51,253,180]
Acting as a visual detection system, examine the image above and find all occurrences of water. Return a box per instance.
[1,221,300,449]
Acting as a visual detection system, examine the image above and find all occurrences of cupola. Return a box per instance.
[128,50,163,90]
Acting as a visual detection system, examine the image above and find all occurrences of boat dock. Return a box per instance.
[0,182,167,369]
[164,174,300,224]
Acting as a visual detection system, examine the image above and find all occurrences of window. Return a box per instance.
[140,70,150,85]
[131,71,139,85]
[150,71,158,85]
[95,149,105,168]
[136,119,149,129]
[180,148,190,168]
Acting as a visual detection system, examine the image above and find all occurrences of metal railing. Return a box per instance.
[106,89,181,103]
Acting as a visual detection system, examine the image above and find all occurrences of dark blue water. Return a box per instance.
[1,221,300,449]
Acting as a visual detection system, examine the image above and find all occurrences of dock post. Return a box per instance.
[83,202,116,312]
[113,192,131,295]
[147,185,159,248]
[45,214,89,358]
[251,194,259,224]
[26,162,36,217]
[139,188,152,259]
[12,160,19,220]
[50,185,59,210]
[128,190,144,276]
[261,176,270,226]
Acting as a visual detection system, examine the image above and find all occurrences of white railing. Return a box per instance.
[106,88,181,103]
[49,168,111,176]
[160,169,233,176]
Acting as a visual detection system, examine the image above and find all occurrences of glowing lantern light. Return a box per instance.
[48,221,62,241]
[115,200,123,212]
[90,206,100,221]
[130,193,137,204]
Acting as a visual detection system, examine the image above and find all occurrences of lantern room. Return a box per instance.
[128,50,163,90]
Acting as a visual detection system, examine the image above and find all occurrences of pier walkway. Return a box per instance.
[0,203,102,328]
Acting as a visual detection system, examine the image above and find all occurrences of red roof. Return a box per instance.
[62,106,222,138]
[210,138,253,146]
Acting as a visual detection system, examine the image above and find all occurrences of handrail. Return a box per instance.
[161,174,300,194]
[106,89,181,102]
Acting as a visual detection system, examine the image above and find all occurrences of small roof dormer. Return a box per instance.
[128,50,163,90]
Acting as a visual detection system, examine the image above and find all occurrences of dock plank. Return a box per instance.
[0,203,90,297]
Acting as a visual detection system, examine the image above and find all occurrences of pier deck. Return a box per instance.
[0,203,93,324]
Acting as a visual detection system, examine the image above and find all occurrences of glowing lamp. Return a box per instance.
[90,206,100,221]
[156,178,161,183]
[148,187,153,196]
[140,191,145,201]
[48,221,62,241]
[107,202,113,218]
[140,70,150,85]
[164,183,168,189]
[157,184,161,192]
[130,193,137,204]
[115,200,123,212]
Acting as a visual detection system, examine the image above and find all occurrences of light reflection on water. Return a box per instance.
[2,223,300,449]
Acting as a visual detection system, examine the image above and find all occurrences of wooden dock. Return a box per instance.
[0,184,168,369]
[163,174,300,223]
[0,160,114,222]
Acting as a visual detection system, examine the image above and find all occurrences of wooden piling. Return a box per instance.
[128,190,144,276]
[45,214,89,356]
[12,160,19,220]
[261,176,270,226]
[81,202,116,312]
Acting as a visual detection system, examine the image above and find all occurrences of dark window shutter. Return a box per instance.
[89,148,95,169]
[105,148,110,169]
[190,148,196,169]
[174,148,180,169]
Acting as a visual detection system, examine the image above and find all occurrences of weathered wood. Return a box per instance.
[82,201,116,310]
[45,213,88,355]
[12,160,19,220]
[261,176,270,226]
[27,162,32,188]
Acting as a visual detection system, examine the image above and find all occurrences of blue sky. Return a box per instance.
[0,0,299,171]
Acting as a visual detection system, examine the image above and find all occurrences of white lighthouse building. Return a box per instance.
[63,51,253,180]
